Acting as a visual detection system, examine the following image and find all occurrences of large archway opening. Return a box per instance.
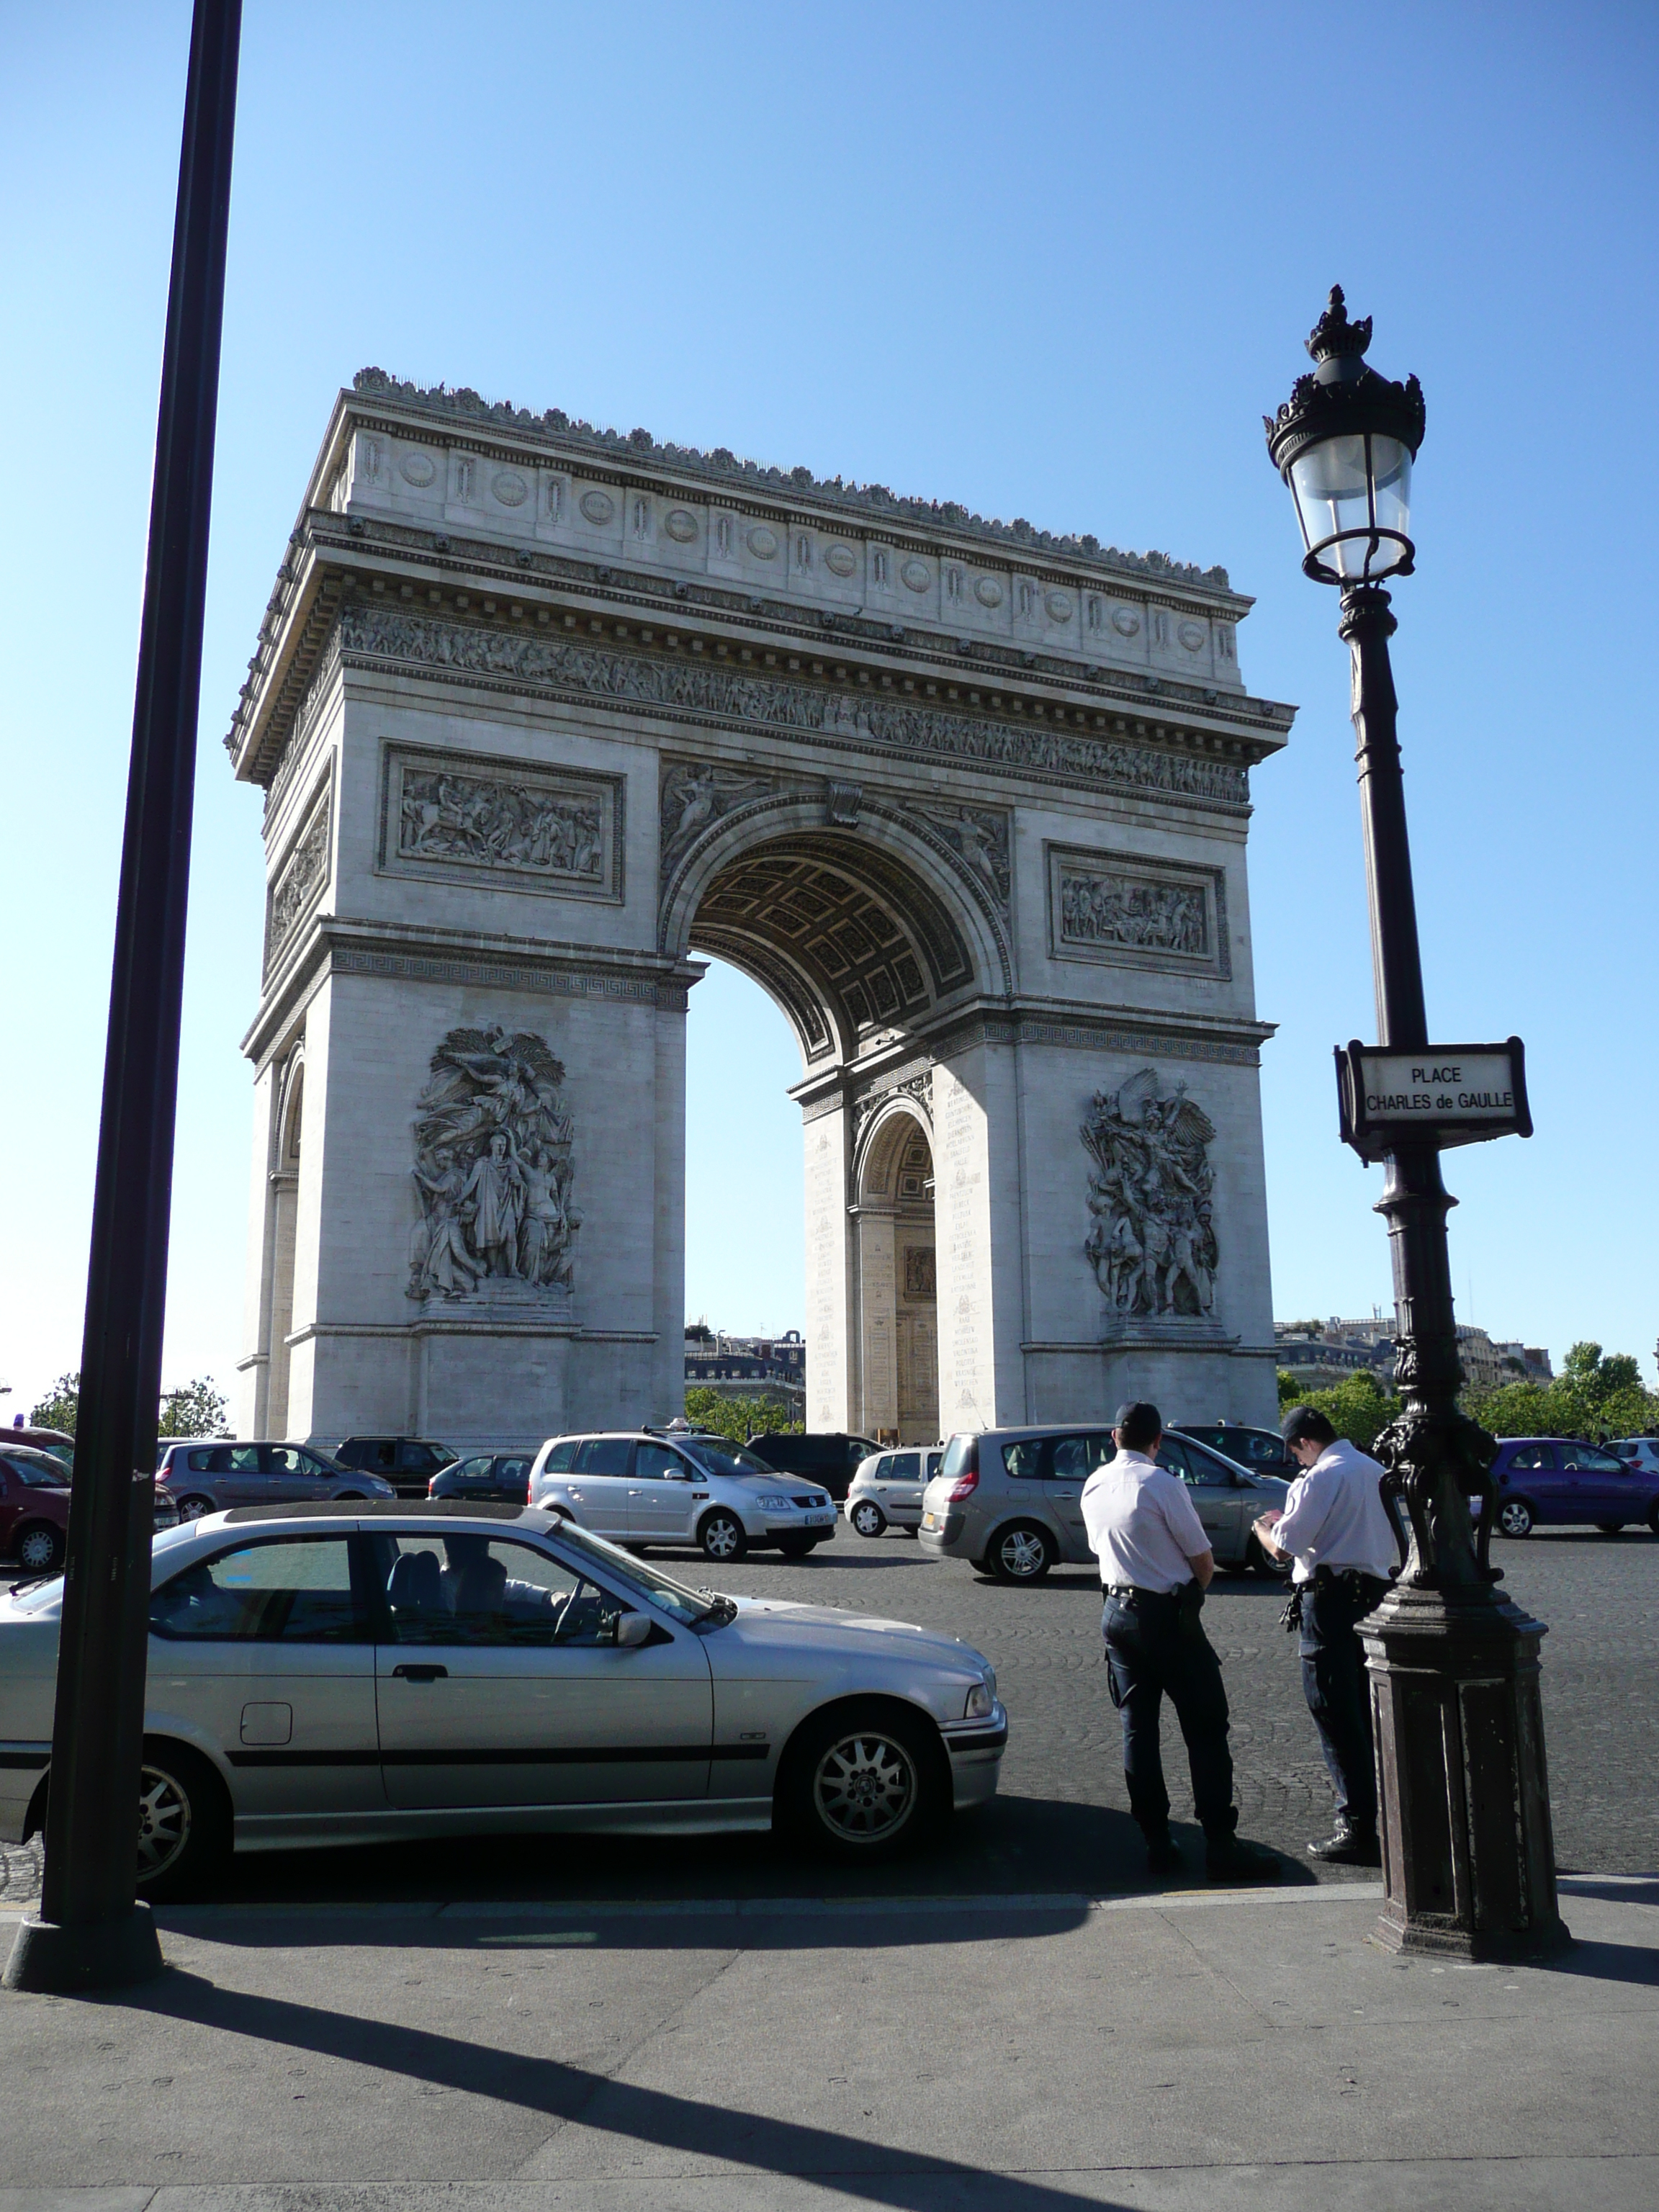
[853,1107,938,1442]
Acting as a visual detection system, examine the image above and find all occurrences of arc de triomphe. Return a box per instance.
[228,372,1295,1450]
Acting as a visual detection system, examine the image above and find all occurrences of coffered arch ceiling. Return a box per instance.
[688,834,976,1066]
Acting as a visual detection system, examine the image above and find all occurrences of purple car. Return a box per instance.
[1486,1437,1659,1539]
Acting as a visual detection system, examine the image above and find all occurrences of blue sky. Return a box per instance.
[2,1,1655,1416]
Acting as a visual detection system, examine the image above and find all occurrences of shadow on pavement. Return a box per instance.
[184,1795,1316,1912]
[109,1968,1138,2209]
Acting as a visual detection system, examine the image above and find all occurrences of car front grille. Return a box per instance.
[791,1494,819,1509]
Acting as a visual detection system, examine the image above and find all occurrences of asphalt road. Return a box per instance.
[1,1519,1653,1908]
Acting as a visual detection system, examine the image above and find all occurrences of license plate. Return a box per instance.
[807,1511,834,1527]
[922,1511,938,1529]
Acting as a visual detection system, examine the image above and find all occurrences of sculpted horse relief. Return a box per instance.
[1082,1069,1218,1319]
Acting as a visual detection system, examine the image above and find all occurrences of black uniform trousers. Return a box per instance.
[1102,1589,1236,1839]
[1298,1573,1387,1834]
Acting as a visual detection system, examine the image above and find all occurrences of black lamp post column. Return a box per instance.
[4,0,241,1995]
[1269,292,1566,1961]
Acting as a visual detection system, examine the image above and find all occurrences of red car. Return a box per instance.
[0,1447,71,1573]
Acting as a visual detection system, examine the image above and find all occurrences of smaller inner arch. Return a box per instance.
[854,1107,938,1445]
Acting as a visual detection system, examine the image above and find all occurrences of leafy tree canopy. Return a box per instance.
[24,1372,231,1442]
[1277,1368,1398,1454]
[1463,1341,1659,1442]
[683,1388,803,1444]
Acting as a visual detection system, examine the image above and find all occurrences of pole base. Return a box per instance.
[3,1902,165,1993]
[1364,1583,1570,1964]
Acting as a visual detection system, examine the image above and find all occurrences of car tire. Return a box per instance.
[777,1535,814,1560]
[14,1522,66,1574]
[850,1500,886,1538]
[1596,1521,1625,1535]
[175,1493,216,1522]
[336,1490,365,1501]
[1498,1498,1534,1538]
[698,1509,748,1563]
[988,1521,1054,1583]
[135,1740,230,1902]
[777,1700,943,1859]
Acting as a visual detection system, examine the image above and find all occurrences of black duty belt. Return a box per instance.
[1104,1584,1184,1606]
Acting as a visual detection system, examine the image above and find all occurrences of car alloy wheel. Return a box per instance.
[850,1500,886,1537]
[137,1763,192,1884]
[175,1493,215,1522]
[991,1522,1053,1582]
[811,1729,918,1845]
[16,1524,64,1574]
[698,1510,747,1563]
[1498,1498,1534,1538]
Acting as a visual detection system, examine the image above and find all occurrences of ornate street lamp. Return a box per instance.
[1266,291,1568,1960]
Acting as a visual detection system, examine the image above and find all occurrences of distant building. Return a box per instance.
[1491,1341,1554,1384]
[685,1326,806,1414]
[1275,1314,1551,1394]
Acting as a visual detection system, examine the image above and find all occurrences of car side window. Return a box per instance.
[1001,1441,1046,1480]
[1562,1444,1623,1472]
[891,1452,921,1480]
[266,1447,320,1478]
[1509,1444,1555,1472]
[150,1537,364,1642]
[634,1442,683,1479]
[1051,1435,1111,1481]
[542,1440,578,1474]
[498,1457,531,1482]
[1157,1437,1218,1486]
[575,1437,633,1477]
[379,1534,621,1647]
[454,1455,493,1480]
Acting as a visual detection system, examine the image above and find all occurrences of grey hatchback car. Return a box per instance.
[919,1424,1291,1583]
[158,1441,397,1521]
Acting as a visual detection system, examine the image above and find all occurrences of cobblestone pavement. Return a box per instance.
[0,1524,1651,1912]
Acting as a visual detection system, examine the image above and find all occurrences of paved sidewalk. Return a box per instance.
[3,1872,1655,2209]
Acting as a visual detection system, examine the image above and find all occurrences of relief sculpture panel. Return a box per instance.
[381,743,621,901]
[1049,845,1228,979]
[409,1025,579,1301]
[264,778,331,977]
[1083,1069,1218,1320]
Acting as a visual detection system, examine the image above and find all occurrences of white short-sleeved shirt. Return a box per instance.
[1081,1449,1210,1593]
[1273,1439,1398,1585]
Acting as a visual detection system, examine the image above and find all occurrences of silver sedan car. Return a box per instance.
[0,1502,1006,1897]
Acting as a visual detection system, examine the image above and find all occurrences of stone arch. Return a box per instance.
[850,1102,938,1443]
[662,797,1008,1067]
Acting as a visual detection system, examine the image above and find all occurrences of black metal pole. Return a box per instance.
[1339,584,1567,1960]
[5,0,241,1995]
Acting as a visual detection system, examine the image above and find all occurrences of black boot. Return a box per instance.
[1205,1833,1282,1884]
[1308,1820,1381,1866]
[1143,1825,1182,1876]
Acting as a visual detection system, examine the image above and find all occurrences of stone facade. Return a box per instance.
[228,375,1295,1450]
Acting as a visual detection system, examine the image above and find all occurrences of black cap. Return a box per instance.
[1282,1404,1337,1449]
[1114,1402,1163,1450]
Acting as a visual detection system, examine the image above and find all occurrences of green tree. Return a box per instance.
[1277,1367,1305,1408]
[28,1372,80,1434]
[1277,1369,1399,1454]
[158,1377,230,1438]
[1463,1341,1659,1441]
[683,1388,803,1444]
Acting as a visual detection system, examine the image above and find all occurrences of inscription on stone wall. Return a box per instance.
[264,779,331,976]
[1049,845,1228,979]
[381,745,621,901]
[938,1072,987,1418]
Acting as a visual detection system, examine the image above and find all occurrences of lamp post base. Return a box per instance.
[1364,1583,1570,1962]
[3,1902,165,1993]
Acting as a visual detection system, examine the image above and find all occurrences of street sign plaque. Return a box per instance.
[1336,1037,1532,1163]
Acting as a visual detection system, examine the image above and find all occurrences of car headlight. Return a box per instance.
[757,1493,791,1511]
[965,1679,996,1720]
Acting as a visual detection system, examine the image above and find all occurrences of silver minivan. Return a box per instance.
[918,1424,1290,1583]
[847,1449,943,1537]
[529,1431,837,1562]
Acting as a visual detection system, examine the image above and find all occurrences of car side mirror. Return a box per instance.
[613,1611,652,1649]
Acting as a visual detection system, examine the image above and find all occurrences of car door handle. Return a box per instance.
[392,1663,449,1682]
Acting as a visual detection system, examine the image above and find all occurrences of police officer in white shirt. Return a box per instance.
[1082,1402,1279,1884]
[1253,1406,1399,1866]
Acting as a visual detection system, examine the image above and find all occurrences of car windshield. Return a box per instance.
[546,1518,734,1628]
[681,1439,776,1478]
[5,1454,70,1488]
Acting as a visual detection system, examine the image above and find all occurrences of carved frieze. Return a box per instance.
[336,606,1250,809]
[1082,1069,1218,1321]
[264,778,332,976]
[659,760,775,881]
[379,742,622,902]
[1048,844,1228,979]
[409,1025,579,1303]
[904,1246,937,1300]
